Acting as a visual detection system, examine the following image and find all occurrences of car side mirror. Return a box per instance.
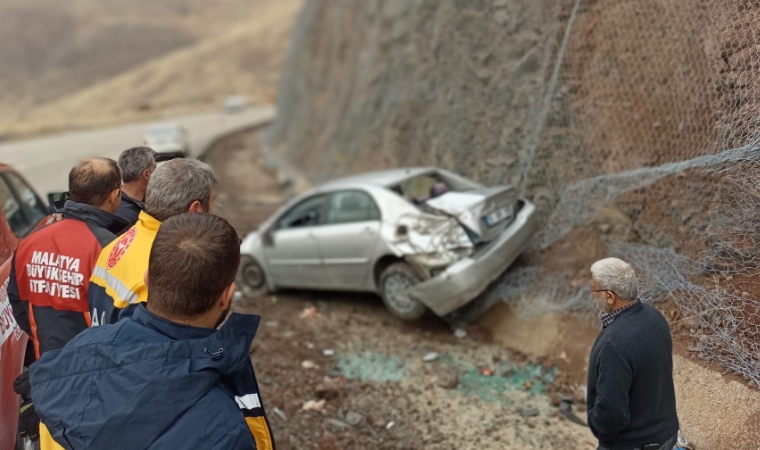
[262,227,275,247]
[47,191,69,214]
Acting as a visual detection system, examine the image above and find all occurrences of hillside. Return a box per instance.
[0,0,302,136]
[264,1,760,447]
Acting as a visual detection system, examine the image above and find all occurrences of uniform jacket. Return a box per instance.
[9,201,127,360]
[89,211,159,326]
[29,305,275,450]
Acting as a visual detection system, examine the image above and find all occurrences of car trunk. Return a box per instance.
[425,185,518,243]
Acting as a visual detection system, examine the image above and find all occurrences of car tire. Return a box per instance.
[237,256,269,298]
[379,262,427,321]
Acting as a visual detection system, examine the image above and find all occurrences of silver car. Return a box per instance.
[143,123,189,158]
[238,167,538,320]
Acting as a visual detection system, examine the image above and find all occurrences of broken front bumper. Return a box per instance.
[407,200,538,316]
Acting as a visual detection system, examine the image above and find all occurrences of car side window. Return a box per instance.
[326,191,381,225]
[277,195,326,230]
[0,177,28,236]
[4,172,46,227]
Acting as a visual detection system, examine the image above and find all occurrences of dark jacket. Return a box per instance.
[29,305,274,450]
[9,201,127,363]
[114,191,144,229]
[586,302,679,450]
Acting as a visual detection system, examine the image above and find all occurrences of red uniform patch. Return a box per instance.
[107,228,137,270]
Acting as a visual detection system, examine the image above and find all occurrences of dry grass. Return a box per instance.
[0,0,303,137]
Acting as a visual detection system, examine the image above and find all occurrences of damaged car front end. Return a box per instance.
[382,181,538,317]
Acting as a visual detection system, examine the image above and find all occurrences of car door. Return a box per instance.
[264,194,329,289]
[313,190,382,290]
[0,202,28,449]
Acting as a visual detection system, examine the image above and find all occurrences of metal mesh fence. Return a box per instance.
[507,0,760,385]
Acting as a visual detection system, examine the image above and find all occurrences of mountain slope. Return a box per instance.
[0,0,302,136]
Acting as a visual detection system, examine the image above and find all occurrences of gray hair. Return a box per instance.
[119,147,157,183]
[590,257,639,301]
[145,159,216,222]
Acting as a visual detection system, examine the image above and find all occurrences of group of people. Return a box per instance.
[10,148,273,449]
[6,148,685,450]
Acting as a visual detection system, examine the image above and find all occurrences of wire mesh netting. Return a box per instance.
[505,0,760,385]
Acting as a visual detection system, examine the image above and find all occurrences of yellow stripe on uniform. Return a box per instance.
[245,416,274,450]
[40,423,65,450]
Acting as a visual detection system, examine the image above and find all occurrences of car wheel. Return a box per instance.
[379,262,426,321]
[237,256,269,298]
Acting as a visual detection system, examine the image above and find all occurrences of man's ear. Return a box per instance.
[110,188,121,205]
[219,282,235,310]
[188,200,204,213]
[143,269,149,289]
[606,291,615,305]
[142,169,151,182]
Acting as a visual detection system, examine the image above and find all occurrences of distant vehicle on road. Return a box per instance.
[143,123,189,159]
[224,96,246,114]
[238,167,537,321]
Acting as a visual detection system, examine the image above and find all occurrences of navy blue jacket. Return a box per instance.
[587,302,679,449]
[114,191,144,231]
[29,305,275,450]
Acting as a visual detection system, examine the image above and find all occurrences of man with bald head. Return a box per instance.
[10,157,127,363]
[9,158,127,444]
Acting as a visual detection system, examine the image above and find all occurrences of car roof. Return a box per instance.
[320,167,437,189]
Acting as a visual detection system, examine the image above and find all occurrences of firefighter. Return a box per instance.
[9,158,127,444]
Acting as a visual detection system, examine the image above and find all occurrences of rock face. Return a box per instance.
[265,0,556,188]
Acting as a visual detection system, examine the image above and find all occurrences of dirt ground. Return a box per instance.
[207,129,760,449]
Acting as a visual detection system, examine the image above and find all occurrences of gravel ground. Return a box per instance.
[209,127,760,449]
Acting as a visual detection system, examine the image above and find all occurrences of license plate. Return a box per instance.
[483,206,512,227]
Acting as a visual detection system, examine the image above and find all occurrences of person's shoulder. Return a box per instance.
[639,302,670,325]
[65,319,133,347]
[19,217,78,245]
[95,224,151,268]
[186,387,256,449]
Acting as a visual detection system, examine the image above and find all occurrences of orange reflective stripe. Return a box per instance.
[28,305,40,359]
[245,416,273,450]
[84,311,91,327]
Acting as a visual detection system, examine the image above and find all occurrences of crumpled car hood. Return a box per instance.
[426,186,516,242]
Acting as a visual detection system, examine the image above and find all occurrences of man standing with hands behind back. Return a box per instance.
[587,258,681,450]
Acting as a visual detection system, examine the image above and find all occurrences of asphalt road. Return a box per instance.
[0,107,275,195]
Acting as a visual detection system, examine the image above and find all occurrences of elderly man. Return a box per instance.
[115,147,157,227]
[89,158,216,326]
[587,257,680,450]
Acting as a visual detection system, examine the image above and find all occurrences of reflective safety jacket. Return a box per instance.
[88,211,159,326]
[9,201,127,360]
[30,305,275,450]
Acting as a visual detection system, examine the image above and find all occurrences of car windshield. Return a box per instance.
[146,126,180,137]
